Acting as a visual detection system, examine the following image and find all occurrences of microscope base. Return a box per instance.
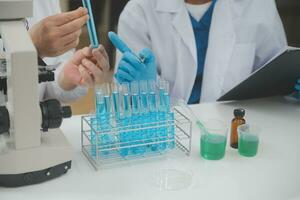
[0,161,71,187]
[0,129,73,187]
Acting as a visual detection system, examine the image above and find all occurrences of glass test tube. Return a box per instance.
[120,82,131,117]
[95,86,105,118]
[148,80,158,151]
[130,81,146,155]
[119,82,131,157]
[148,80,157,112]
[94,86,107,155]
[140,80,149,114]
[112,82,121,120]
[157,79,170,151]
[103,83,111,119]
[131,81,140,114]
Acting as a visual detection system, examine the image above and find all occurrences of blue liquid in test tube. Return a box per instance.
[140,80,150,150]
[131,81,146,155]
[148,80,158,151]
[82,0,99,48]
[119,83,131,157]
[112,83,121,122]
[157,79,169,151]
[95,84,114,156]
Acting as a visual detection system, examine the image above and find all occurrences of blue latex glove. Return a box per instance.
[108,31,157,82]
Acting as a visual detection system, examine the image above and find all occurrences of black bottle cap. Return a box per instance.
[234,108,245,118]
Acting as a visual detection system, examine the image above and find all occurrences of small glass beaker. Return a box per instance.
[238,124,260,157]
[200,119,228,160]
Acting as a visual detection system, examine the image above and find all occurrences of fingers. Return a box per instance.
[98,45,109,62]
[79,64,94,86]
[139,48,155,63]
[82,58,103,82]
[118,60,139,78]
[108,31,131,53]
[58,14,89,36]
[92,45,110,72]
[123,52,145,71]
[53,7,88,26]
[116,69,134,82]
[59,39,80,54]
[72,47,93,65]
[61,29,82,46]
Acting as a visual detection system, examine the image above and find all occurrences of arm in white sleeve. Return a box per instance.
[42,63,88,103]
[115,1,152,71]
[253,0,287,71]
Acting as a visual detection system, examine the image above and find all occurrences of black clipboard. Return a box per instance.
[218,48,300,101]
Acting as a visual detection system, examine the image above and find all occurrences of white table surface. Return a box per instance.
[1,97,300,200]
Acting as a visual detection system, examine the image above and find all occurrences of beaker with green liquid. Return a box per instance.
[200,120,228,160]
[238,124,260,157]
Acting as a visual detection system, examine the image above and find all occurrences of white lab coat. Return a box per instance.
[116,0,287,102]
[26,0,87,103]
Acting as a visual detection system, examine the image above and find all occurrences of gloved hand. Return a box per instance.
[108,31,157,83]
[115,48,157,83]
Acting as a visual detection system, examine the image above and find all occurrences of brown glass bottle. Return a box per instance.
[230,108,246,149]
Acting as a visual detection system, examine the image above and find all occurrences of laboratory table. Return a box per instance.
[1,97,300,200]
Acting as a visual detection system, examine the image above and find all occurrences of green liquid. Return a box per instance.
[201,134,227,160]
[238,134,259,157]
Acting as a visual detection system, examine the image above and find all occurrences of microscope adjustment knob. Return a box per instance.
[0,106,9,134]
[62,106,72,119]
[40,99,72,132]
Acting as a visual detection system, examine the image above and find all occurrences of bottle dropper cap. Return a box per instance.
[234,108,245,117]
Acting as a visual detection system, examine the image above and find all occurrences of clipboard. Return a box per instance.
[218,48,300,101]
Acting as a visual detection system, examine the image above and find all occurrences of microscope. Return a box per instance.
[0,0,73,187]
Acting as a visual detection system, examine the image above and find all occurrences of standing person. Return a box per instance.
[27,0,110,103]
[114,0,299,103]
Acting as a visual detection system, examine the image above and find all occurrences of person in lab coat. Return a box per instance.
[27,0,110,103]
[114,0,300,103]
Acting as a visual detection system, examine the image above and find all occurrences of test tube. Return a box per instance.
[103,83,111,118]
[111,82,121,120]
[130,81,146,155]
[120,82,131,117]
[157,79,170,151]
[147,80,158,151]
[130,81,140,114]
[95,84,113,156]
[82,0,99,48]
[119,83,131,157]
[148,80,158,112]
[140,80,149,114]
[95,86,105,120]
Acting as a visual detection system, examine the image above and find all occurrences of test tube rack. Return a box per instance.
[81,106,192,170]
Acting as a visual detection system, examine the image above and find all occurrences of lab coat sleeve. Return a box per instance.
[115,0,152,71]
[252,0,288,71]
[42,63,88,103]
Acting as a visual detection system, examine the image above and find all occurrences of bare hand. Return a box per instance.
[59,45,111,90]
[29,7,89,58]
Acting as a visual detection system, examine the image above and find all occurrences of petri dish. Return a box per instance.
[154,168,193,191]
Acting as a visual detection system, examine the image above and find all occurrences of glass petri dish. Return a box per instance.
[154,168,193,191]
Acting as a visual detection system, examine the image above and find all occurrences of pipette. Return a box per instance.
[108,31,145,63]
[82,0,99,48]
[177,100,205,131]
